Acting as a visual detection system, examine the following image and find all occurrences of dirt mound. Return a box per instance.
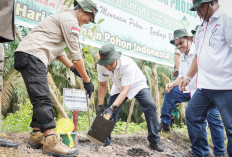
[127,148,151,156]
[0,132,198,157]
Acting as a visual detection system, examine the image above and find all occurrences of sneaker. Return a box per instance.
[103,138,111,147]
[0,137,19,148]
[28,132,44,149]
[149,142,165,152]
[158,123,171,132]
[42,134,79,157]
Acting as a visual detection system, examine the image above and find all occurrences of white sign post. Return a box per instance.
[63,88,87,111]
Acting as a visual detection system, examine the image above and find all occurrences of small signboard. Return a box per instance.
[63,88,87,111]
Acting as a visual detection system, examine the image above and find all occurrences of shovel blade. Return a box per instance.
[87,115,114,145]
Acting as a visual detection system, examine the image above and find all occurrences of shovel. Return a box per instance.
[56,118,75,147]
[87,114,115,145]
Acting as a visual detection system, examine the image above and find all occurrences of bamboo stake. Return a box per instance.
[152,63,160,121]
[124,98,135,133]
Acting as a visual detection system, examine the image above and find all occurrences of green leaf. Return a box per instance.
[83,46,91,53]
[91,25,97,33]
[97,19,105,24]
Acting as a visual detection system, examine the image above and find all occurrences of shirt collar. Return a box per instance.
[115,58,121,69]
[209,7,223,21]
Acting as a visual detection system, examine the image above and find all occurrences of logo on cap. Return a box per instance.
[93,9,96,12]
[101,55,104,59]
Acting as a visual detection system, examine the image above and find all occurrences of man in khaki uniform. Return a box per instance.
[0,0,19,148]
[14,0,98,156]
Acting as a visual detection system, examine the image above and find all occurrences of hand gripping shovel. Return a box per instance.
[56,118,75,147]
[87,114,115,145]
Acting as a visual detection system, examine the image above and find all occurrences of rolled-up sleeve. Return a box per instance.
[57,50,67,57]
[97,65,108,82]
[61,20,82,61]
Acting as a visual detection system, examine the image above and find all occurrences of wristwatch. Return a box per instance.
[185,76,192,82]
[111,104,118,111]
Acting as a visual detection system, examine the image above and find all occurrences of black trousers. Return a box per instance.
[14,52,56,132]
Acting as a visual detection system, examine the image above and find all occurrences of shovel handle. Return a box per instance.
[104,114,111,120]
[67,132,74,147]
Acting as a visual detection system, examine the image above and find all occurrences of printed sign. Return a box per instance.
[14,0,200,67]
[63,88,87,111]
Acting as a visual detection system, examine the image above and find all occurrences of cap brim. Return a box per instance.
[97,52,121,66]
[170,40,175,45]
[191,30,196,35]
[78,2,96,23]
[190,1,212,11]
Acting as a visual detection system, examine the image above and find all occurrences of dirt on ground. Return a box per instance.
[0,132,212,157]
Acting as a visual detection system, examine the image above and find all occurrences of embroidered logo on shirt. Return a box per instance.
[71,27,80,35]
[103,73,109,77]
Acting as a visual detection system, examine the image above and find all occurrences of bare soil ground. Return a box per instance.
[0,132,213,157]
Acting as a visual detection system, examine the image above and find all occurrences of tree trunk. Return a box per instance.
[0,43,5,131]
[152,63,160,121]
[124,98,135,133]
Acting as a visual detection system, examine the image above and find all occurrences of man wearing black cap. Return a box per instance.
[96,44,165,152]
[14,0,98,156]
[179,0,232,156]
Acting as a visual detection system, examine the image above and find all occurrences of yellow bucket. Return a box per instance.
[56,118,75,147]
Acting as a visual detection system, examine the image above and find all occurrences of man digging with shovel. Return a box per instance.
[96,44,165,152]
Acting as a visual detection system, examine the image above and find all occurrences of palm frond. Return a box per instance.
[1,70,17,115]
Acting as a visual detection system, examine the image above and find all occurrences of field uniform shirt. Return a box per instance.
[178,43,197,96]
[0,0,15,43]
[15,11,82,68]
[97,55,149,100]
[195,7,232,89]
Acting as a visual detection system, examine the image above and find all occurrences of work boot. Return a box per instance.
[28,131,44,149]
[149,142,165,152]
[43,134,79,157]
[158,123,171,132]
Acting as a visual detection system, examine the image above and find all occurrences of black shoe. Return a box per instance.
[149,142,165,152]
[103,138,111,147]
[159,123,171,132]
[215,155,224,157]
[0,137,19,148]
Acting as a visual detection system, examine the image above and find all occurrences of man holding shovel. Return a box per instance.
[96,44,165,152]
[14,0,97,156]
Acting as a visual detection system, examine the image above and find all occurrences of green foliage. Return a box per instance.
[113,121,147,134]
[1,99,33,132]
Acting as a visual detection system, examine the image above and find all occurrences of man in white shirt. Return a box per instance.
[179,0,232,156]
[97,44,165,152]
[159,29,224,156]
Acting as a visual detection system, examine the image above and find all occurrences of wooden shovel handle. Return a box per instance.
[104,114,111,120]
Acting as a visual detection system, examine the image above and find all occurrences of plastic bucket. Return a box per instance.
[59,133,77,147]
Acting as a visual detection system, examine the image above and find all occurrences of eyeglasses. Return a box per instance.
[175,39,185,48]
